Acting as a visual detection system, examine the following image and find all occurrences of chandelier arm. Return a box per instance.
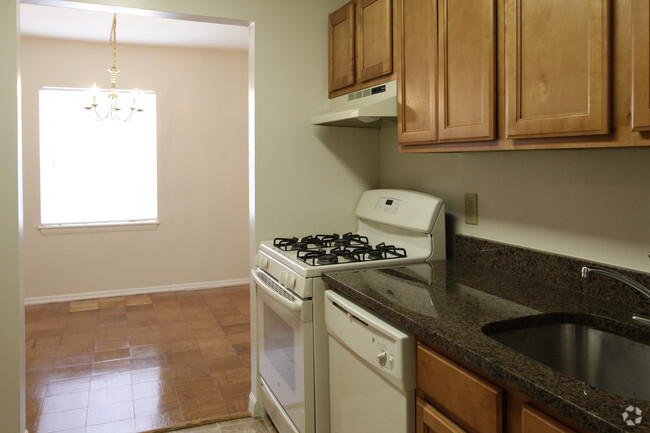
[95,104,110,121]
[120,109,134,122]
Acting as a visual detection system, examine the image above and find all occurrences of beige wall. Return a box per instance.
[21,37,250,299]
[379,130,650,272]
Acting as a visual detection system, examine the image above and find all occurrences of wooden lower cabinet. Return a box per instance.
[416,342,588,433]
[417,343,502,433]
[417,398,467,433]
[520,404,577,433]
[417,398,580,433]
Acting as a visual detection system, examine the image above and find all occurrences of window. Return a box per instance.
[39,87,157,228]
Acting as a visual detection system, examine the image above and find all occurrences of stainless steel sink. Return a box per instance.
[484,317,650,401]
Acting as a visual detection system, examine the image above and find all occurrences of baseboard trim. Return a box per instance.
[24,278,251,305]
[249,390,265,417]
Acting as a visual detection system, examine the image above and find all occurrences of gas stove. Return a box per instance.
[256,189,447,290]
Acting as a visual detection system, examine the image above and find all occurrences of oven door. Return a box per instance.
[252,268,314,433]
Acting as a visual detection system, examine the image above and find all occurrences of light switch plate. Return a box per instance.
[465,193,478,225]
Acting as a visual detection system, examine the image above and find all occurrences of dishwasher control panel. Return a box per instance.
[374,340,394,369]
[324,290,415,391]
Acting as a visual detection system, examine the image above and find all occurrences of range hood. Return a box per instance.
[309,80,397,128]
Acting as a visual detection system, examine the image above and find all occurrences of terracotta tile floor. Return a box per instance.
[25,285,253,433]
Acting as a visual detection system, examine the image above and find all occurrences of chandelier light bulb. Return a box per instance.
[131,88,138,109]
[91,84,98,105]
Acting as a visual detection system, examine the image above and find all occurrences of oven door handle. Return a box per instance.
[251,269,302,313]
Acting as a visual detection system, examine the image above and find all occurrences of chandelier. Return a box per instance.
[84,13,143,121]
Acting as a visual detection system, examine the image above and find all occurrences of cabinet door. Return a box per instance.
[397,0,437,144]
[521,404,577,433]
[417,344,503,433]
[437,0,495,142]
[632,0,650,131]
[505,0,610,138]
[329,2,356,93]
[357,0,393,83]
[417,398,466,433]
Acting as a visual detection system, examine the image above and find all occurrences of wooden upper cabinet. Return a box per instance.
[631,0,650,131]
[397,0,438,143]
[397,0,495,146]
[505,0,610,139]
[357,0,393,82]
[329,2,356,93]
[329,0,394,98]
[438,0,495,142]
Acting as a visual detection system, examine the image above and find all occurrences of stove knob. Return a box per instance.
[278,272,295,289]
[279,271,287,286]
[255,254,269,270]
[376,351,387,366]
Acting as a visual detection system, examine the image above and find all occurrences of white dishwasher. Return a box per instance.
[324,290,415,433]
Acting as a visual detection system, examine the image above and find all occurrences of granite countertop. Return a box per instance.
[322,259,650,433]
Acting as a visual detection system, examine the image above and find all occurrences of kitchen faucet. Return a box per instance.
[581,266,650,327]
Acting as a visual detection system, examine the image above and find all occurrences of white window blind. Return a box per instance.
[39,87,157,226]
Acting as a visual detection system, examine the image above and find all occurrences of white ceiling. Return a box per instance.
[19,3,249,50]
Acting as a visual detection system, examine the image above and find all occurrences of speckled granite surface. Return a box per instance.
[454,235,650,312]
[322,236,650,433]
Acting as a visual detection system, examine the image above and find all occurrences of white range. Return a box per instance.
[251,189,446,433]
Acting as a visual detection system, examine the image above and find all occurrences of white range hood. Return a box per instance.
[309,80,397,128]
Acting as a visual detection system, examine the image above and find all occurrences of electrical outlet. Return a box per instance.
[465,193,478,225]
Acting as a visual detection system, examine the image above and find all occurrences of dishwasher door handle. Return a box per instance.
[331,300,369,327]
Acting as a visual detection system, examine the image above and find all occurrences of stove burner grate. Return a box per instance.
[288,236,407,266]
[274,233,356,251]
[296,248,330,265]
[317,254,338,265]
[273,237,299,251]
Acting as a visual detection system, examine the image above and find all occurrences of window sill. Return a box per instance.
[38,219,159,235]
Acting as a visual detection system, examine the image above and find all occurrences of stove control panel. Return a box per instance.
[254,250,313,299]
[374,197,401,214]
[356,189,444,234]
